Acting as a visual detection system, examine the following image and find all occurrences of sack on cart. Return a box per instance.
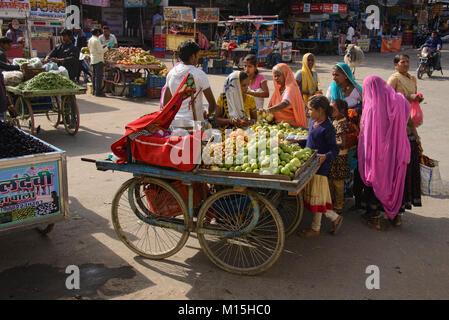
[111,73,201,171]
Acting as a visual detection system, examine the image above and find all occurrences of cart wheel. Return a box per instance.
[61,96,80,135]
[113,68,122,84]
[36,223,55,235]
[15,97,35,135]
[46,96,61,127]
[197,189,285,275]
[111,177,190,260]
[261,190,303,237]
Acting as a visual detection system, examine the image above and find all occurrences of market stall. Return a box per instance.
[0,121,69,235]
[222,15,283,67]
[290,3,348,55]
[82,76,318,275]
[164,6,196,54]
[102,46,167,97]
[195,8,220,60]
[28,0,67,58]
[0,1,32,58]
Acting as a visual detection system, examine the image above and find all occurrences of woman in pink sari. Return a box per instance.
[358,75,411,230]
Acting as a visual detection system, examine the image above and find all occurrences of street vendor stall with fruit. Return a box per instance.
[222,16,283,68]
[100,46,167,97]
[83,73,319,276]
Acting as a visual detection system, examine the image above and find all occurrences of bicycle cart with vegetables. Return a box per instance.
[83,73,318,275]
[6,72,86,136]
[84,148,318,275]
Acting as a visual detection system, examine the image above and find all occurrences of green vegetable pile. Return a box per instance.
[18,72,79,91]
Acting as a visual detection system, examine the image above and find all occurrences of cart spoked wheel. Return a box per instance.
[61,95,80,135]
[36,223,55,235]
[196,189,285,275]
[111,177,190,260]
[260,190,303,237]
[46,96,61,127]
[6,93,20,128]
[113,68,122,84]
[15,96,35,135]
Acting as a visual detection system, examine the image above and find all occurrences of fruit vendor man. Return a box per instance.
[45,29,80,82]
[163,40,218,126]
[99,26,118,49]
[0,37,22,122]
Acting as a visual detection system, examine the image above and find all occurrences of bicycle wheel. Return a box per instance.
[197,189,285,275]
[15,97,34,134]
[263,190,303,237]
[46,96,61,127]
[61,96,80,135]
[111,177,190,259]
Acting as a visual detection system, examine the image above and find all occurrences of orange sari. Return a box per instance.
[268,63,307,127]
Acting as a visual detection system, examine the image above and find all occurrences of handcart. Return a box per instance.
[82,153,319,276]
[0,128,69,236]
[6,86,86,136]
[104,63,161,96]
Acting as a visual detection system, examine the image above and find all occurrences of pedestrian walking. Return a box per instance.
[387,54,424,223]
[88,28,109,97]
[358,75,411,230]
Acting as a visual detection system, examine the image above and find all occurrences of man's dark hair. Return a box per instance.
[178,40,200,63]
[239,71,249,82]
[0,36,13,45]
[60,29,73,37]
[92,28,102,36]
[393,54,409,64]
[8,23,13,30]
[103,26,110,30]
[432,31,439,36]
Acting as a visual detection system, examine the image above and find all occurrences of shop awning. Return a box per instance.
[294,14,330,23]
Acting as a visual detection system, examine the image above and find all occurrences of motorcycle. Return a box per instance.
[417,46,442,79]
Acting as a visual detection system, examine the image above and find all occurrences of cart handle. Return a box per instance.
[81,158,97,163]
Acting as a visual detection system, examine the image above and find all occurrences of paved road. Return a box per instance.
[1,48,448,300]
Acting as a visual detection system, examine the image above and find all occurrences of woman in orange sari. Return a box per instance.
[268,63,307,128]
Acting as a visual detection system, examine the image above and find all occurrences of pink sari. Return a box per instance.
[358,75,411,219]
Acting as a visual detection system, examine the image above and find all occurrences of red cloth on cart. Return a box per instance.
[111,73,202,171]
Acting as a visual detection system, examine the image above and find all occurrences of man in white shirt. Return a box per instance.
[88,28,109,97]
[346,24,355,45]
[163,40,217,126]
[99,26,118,48]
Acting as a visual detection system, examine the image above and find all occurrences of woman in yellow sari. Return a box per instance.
[295,53,321,105]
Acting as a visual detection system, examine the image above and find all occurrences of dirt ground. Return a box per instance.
[1,47,448,300]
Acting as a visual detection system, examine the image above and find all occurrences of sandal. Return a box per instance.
[298,229,320,237]
[391,214,402,227]
[329,216,343,235]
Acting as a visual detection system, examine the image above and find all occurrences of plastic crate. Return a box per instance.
[153,49,166,59]
[147,87,162,99]
[128,84,147,98]
[224,67,234,74]
[147,74,166,88]
[213,59,226,68]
